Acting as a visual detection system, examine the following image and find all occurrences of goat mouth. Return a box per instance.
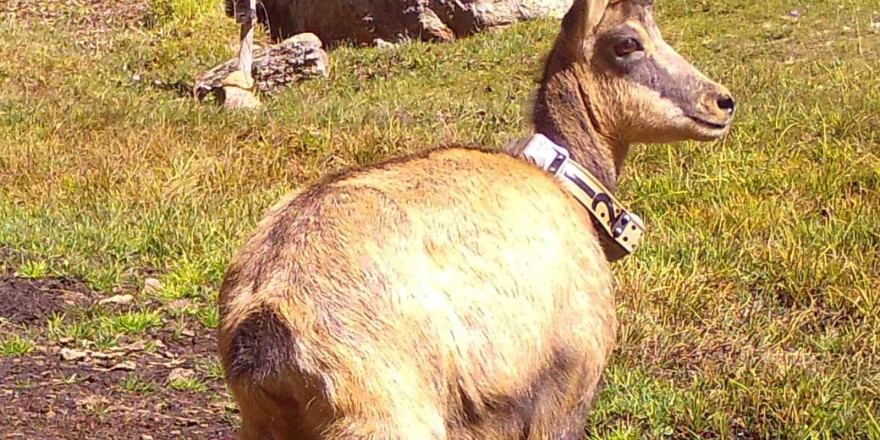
[688,116,729,130]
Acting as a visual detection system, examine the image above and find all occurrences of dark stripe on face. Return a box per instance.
[627,50,703,116]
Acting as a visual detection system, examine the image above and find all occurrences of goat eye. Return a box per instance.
[613,38,643,57]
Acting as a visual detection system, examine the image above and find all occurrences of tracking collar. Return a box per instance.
[504,134,645,262]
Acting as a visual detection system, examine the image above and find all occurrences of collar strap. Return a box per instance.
[504,134,645,261]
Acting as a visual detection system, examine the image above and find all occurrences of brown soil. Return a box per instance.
[0,274,237,440]
[0,274,97,325]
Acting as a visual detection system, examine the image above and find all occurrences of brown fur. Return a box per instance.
[218,1,735,439]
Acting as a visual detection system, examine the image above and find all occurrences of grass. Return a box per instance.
[0,0,878,438]
[14,259,49,278]
[0,334,36,356]
[121,374,157,394]
[45,309,163,348]
[167,376,208,392]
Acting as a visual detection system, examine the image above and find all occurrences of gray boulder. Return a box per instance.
[227,0,572,47]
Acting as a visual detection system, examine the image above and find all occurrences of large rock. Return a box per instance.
[193,33,330,101]
[227,0,573,47]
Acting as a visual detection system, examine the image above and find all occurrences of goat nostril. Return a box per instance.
[716,95,736,114]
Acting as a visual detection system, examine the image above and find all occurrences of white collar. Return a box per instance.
[504,134,645,260]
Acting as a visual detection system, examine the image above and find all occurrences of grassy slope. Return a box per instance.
[1,0,878,437]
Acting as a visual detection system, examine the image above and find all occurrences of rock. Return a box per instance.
[193,33,330,100]
[143,277,163,296]
[98,294,134,306]
[233,0,574,47]
[374,38,397,49]
[220,71,262,110]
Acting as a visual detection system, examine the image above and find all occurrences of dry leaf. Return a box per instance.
[168,368,195,383]
[91,351,123,360]
[99,294,134,306]
[110,361,137,371]
[77,395,108,408]
[60,348,89,361]
[143,278,164,295]
[116,340,148,352]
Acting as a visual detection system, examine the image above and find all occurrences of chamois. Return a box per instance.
[218,0,736,438]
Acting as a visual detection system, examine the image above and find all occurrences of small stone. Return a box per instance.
[60,348,89,361]
[143,277,164,295]
[374,38,396,49]
[98,294,134,306]
[788,9,799,18]
[873,21,880,30]
[222,85,262,110]
[142,436,154,440]
[180,328,195,338]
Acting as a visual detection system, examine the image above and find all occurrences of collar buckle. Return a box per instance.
[610,212,644,254]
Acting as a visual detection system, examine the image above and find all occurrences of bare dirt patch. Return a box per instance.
[0,266,236,439]
[0,274,97,326]
[0,325,235,439]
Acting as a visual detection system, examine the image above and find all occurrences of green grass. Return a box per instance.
[167,376,207,392]
[120,374,157,394]
[14,259,49,278]
[1,0,878,437]
[0,334,36,356]
[46,309,164,348]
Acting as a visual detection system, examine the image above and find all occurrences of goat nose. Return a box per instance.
[716,94,736,115]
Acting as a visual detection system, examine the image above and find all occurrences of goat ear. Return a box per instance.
[585,0,611,33]
[562,0,610,44]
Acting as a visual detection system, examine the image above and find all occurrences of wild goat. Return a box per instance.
[218,0,736,438]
